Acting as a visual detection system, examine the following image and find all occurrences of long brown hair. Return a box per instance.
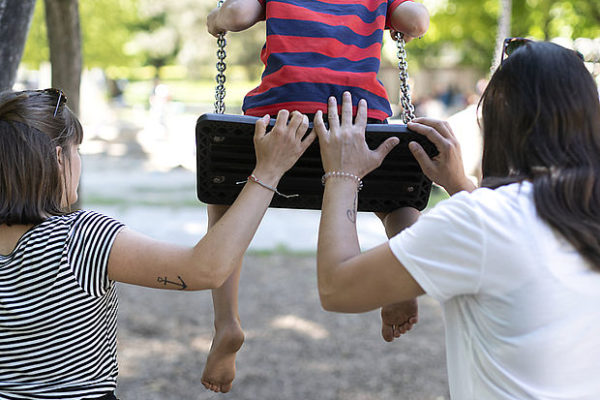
[0,90,83,225]
[479,41,600,268]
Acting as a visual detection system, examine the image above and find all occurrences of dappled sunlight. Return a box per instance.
[270,314,330,340]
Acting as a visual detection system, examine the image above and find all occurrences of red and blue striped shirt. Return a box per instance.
[243,0,411,120]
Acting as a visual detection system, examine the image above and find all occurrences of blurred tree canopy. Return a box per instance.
[21,0,600,78]
[23,0,143,70]
[403,0,600,73]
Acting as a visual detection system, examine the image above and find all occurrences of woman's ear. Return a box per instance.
[56,146,64,169]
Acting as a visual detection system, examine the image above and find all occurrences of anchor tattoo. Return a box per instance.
[157,275,188,290]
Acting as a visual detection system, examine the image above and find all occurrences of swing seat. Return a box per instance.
[195,113,438,212]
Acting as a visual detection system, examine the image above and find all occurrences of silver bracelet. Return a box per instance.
[236,174,299,198]
[321,171,363,191]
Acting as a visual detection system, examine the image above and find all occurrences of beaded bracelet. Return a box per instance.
[321,171,363,191]
[236,174,299,198]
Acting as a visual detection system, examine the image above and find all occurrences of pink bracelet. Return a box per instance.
[236,174,299,198]
[321,171,363,191]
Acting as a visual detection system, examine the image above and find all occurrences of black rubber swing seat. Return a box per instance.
[195,113,438,212]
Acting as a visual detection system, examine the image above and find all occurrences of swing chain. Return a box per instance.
[395,32,416,123]
[214,0,227,114]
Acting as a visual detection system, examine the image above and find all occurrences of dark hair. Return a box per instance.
[479,41,600,268]
[0,90,83,225]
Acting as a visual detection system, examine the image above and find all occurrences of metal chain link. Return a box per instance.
[394,32,415,123]
[214,0,227,114]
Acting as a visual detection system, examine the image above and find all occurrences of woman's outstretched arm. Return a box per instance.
[313,93,424,313]
[313,93,475,313]
[108,111,315,291]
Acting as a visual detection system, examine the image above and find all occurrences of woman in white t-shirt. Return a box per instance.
[313,40,600,399]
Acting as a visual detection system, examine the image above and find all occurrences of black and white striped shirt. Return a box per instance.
[0,211,124,400]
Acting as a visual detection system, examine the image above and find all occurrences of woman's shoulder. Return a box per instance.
[430,181,534,224]
[40,210,124,238]
[452,181,532,205]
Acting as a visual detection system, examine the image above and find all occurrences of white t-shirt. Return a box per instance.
[389,181,600,400]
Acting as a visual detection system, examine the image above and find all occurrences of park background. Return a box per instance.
[1,0,600,399]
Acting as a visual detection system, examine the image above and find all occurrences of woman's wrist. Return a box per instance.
[445,176,477,195]
[251,167,281,188]
[321,171,363,192]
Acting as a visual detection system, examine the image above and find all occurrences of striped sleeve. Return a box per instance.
[67,211,124,297]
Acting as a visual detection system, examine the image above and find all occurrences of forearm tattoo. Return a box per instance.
[157,275,188,290]
[346,192,358,224]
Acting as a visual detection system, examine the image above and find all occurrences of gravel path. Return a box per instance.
[114,254,449,400]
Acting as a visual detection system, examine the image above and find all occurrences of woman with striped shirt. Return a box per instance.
[0,89,315,398]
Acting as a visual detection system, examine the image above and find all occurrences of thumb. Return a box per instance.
[312,110,327,139]
[374,136,400,162]
[409,141,435,178]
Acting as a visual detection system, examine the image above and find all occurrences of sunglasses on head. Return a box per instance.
[27,88,68,118]
[501,37,585,64]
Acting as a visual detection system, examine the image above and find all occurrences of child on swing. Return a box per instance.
[204,0,429,393]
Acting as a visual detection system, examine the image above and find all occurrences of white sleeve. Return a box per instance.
[388,191,486,303]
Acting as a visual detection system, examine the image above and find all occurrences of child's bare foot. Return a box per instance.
[201,321,244,393]
[381,299,418,342]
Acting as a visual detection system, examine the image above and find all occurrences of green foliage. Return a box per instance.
[21,0,48,68]
[512,0,600,39]
[80,0,145,69]
[411,0,600,73]
[22,0,144,69]
[21,0,600,78]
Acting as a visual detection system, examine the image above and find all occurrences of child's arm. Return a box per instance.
[207,0,264,37]
[389,1,430,40]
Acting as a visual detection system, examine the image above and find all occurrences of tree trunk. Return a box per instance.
[43,0,81,115]
[490,0,512,73]
[44,0,82,208]
[0,0,37,91]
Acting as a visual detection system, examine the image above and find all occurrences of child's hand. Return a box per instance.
[389,1,429,42]
[313,92,399,179]
[389,30,416,43]
[207,7,226,37]
[252,110,315,183]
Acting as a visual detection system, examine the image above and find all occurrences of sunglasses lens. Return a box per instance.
[505,39,529,57]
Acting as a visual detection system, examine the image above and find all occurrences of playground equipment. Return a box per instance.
[196,9,436,212]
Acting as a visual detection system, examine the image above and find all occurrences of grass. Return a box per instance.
[83,185,450,210]
[123,78,259,108]
[427,185,450,208]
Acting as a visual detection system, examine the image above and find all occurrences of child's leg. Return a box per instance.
[376,207,420,342]
[201,204,245,393]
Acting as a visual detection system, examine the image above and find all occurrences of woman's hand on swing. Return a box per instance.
[252,110,315,186]
[313,92,400,179]
[406,118,477,195]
